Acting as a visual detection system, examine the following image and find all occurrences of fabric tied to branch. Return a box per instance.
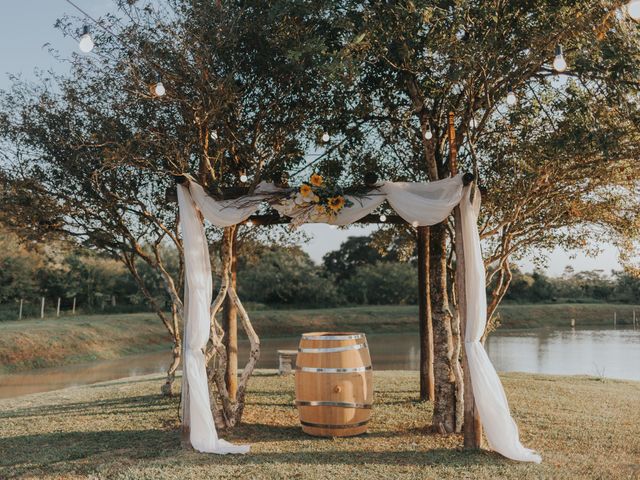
[177,174,541,462]
[177,185,250,454]
[459,186,542,463]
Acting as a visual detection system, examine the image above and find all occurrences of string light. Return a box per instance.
[553,45,567,73]
[506,86,517,106]
[379,214,387,222]
[210,130,218,140]
[240,173,248,183]
[469,118,478,129]
[321,132,330,143]
[78,25,94,53]
[152,74,166,97]
[424,124,433,140]
[412,220,419,228]
[627,0,640,20]
[245,219,253,226]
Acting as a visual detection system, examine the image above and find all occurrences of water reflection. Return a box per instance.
[0,327,638,399]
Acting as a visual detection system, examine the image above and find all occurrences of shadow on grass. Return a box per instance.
[0,394,174,420]
[0,428,181,477]
[0,427,505,478]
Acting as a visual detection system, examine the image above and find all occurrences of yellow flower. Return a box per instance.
[315,205,326,214]
[300,184,312,196]
[328,196,346,212]
[310,174,324,187]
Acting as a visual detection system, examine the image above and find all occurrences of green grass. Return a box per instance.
[0,370,638,479]
[0,313,172,373]
[1,303,637,373]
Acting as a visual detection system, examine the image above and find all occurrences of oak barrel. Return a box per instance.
[295,332,373,437]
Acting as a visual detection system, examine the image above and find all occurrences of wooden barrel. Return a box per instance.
[295,332,373,437]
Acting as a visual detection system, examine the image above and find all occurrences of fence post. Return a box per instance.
[40,297,45,319]
[56,298,61,318]
[72,296,76,315]
[613,311,616,329]
[18,299,23,320]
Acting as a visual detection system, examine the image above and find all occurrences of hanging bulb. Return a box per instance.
[469,118,478,129]
[153,80,166,97]
[321,132,330,143]
[627,0,640,20]
[553,45,567,73]
[210,130,218,140]
[412,220,419,228]
[506,86,517,106]
[379,214,387,222]
[78,26,94,53]
[424,128,433,140]
[245,219,253,226]
[240,173,248,183]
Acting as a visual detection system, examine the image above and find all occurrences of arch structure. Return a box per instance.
[176,173,541,463]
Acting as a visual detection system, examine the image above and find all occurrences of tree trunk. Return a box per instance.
[430,222,457,433]
[222,228,238,401]
[454,206,482,447]
[206,225,260,430]
[417,226,434,402]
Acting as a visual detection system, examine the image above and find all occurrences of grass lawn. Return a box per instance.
[1,303,638,372]
[0,370,638,479]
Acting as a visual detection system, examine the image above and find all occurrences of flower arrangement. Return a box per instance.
[275,173,353,226]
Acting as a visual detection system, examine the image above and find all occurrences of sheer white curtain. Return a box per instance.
[177,174,541,462]
[459,186,542,463]
[177,185,250,454]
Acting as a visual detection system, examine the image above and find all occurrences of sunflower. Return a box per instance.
[328,196,346,212]
[299,184,312,196]
[310,173,324,187]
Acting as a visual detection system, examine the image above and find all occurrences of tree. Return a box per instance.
[0,0,338,427]
[322,236,386,281]
[302,0,640,435]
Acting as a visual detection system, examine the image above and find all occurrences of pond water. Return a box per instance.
[1,327,638,399]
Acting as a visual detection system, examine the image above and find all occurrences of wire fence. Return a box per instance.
[0,296,153,321]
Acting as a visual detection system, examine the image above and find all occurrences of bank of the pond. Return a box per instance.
[1,303,638,372]
[0,370,638,479]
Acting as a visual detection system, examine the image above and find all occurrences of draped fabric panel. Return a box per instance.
[177,186,250,454]
[459,187,542,463]
[177,174,541,463]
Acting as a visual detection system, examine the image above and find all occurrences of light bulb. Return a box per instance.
[321,132,330,143]
[412,220,419,228]
[154,82,166,97]
[379,214,387,222]
[553,45,567,73]
[78,26,94,53]
[424,129,433,140]
[245,219,253,226]
[240,174,248,183]
[506,90,517,106]
[210,130,218,140]
[469,118,478,129]
[627,0,640,20]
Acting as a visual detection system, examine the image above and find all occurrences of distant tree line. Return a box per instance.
[3,232,640,320]
[503,266,640,304]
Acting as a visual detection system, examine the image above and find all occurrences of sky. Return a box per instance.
[0,1,624,276]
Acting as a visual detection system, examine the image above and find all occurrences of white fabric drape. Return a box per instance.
[177,185,250,454]
[459,186,542,463]
[177,174,541,463]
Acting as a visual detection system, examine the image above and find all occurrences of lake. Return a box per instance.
[0,327,638,398]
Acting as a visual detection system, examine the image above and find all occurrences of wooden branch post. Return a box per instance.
[417,225,435,401]
[449,111,482,449]
[222,227,239,401]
